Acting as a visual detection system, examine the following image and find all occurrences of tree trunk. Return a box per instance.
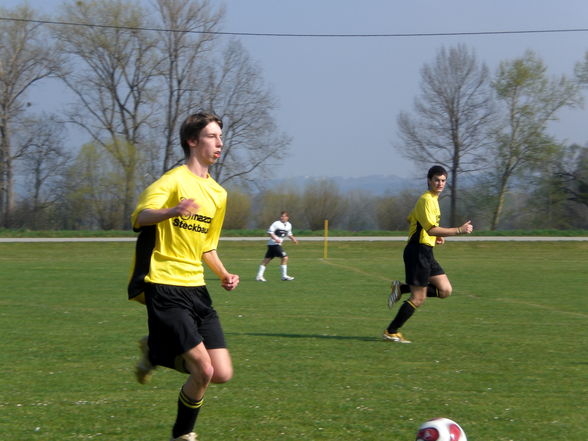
[491,172,511,230]
[0,121,13,227]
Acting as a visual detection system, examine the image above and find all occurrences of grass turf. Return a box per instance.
[0,239,586,440]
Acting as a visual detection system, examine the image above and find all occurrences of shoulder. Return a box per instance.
[153,165,186,186]
[418,191,437,206]
[207,176,226,194]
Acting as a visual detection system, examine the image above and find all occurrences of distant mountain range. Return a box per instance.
[267,174,423,196]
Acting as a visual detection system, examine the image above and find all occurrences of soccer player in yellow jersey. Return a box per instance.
[128,112,239,441]
[383,165,473,344]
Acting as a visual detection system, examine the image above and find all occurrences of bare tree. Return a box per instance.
[554,144,588,209]
[488,50,583,229]
[302,179,346,231]
[342,190,377,231]
[200,39,292,187]
[223,188,252,229]
[16,114,70,228]
[255,185,303,229]
[375,190,421,231]
[52,0,162,228]
[53,0,289,224]
[397,44,494,225]
[575,51,588,85]
[153,0,224,174]
[61,142,130,230]
[0,5,62,226]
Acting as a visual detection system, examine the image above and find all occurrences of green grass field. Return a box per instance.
[1,239,586,440]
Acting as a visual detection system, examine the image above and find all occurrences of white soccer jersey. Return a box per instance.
[267,220,293,245]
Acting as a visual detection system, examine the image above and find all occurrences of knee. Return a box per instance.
[184,355,214,386]
[195,361,215,385]
[408,294,426,308]
[211,365,233,384]
[438,286,452,298]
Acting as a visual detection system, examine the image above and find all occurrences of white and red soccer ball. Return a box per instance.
[415,418,467,441]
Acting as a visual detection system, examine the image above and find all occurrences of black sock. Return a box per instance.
[400,283,411,294]
[426,284,439,297]
[172,388,204,438]
[386,300,416,333]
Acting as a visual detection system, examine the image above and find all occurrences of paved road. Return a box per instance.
[1,236,587,243]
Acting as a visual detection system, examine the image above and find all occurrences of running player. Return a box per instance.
[128,112,239,441]
[383,165,473,343]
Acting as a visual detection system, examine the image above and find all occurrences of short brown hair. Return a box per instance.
[179,112,223,158]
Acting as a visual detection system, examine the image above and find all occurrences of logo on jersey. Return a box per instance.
[174,197,212,234]
[274,228,288,238]
[173,217,209,234]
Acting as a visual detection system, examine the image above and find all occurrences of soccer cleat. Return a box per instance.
[281,275,294,281]
[383,330,411,343]
[256,276,267,282]
[170,432,198,441]
[135,336,155,384]
[387,280,402,309]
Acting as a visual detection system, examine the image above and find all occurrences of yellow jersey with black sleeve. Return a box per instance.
[406,190,440,247]
[128,165,227,302]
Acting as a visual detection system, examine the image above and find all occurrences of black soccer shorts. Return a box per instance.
[264,244,287,259]
[403,242,445,287]
[144,283,226,370]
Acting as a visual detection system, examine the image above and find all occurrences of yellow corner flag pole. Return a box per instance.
[323,219,329,259]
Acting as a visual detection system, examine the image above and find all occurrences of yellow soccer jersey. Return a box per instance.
[406,190,440,247]
[128,165,227,300]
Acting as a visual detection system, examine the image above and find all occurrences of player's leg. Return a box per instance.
[172,343,213,440]
[407,285,428,307]
[169,286,229,440]
[182,343,214,399]
[135,334,155,384]
[383,243,428,343]
[208,348,233,383]
[387,280,412,309]
[279,249,294,280]
[425,255,451,298]
[383,285,423,343]
[428,273,452,298]
[256,255,272,281]
[172,346,232,438]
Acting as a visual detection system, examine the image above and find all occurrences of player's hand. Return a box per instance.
[275,238,283,244]
[175,198,199,217]
[460,220,473,234]
[436,237,445,245]
[221,274,240,291]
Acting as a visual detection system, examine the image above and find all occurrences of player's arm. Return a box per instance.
[428,220,473,238]
[135,198,199,227]
[268,231,283,244]
[288,234,299,244]
[202,249,240,291]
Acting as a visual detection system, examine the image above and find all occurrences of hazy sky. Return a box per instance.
[4,0,588,179]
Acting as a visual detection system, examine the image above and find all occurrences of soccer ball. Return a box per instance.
[415,418,467,441]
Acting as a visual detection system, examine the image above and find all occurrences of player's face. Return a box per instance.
[280,213,289,223]
[428,174,447,195]
[190,122,223,165]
